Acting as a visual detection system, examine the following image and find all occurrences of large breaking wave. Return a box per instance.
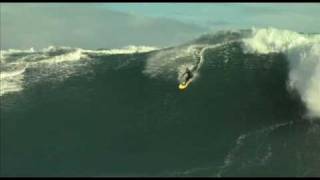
[1,27,319,120]
[143,27,320,119]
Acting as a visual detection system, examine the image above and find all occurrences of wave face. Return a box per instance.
[1,28,320,177]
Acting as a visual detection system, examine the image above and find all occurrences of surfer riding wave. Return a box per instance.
[181,67,194,85]
[181,48,202,85]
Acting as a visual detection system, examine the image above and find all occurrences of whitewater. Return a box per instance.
[242,28,320,119]
[1,28,319,120]
[0,45,158,96]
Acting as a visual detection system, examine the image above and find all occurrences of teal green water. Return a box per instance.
[1,33,320,177]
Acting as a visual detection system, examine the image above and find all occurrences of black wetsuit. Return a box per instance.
[182,49,201,83]
[183,68,193,83]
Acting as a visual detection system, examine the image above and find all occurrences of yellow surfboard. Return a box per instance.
[178,79,192,90]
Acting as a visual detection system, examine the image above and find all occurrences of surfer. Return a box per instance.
[178,48,202,90]
[178,67,194,90]
[182,49,201,83]
[181,68,193,85]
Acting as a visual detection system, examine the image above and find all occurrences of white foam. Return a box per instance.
[0,48,35,63]
[0,45,158,96]
[242,27,320,119]
[39,49,86,64]
[85,45,158,54]
[0,67,26,96]
[0,48,35,55]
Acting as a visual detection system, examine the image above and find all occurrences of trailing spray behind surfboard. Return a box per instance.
[178,47,203,90]
[177,40,242,89]
[143,40,236,90]
[177,42,235,90]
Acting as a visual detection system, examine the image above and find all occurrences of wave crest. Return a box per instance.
[242,27,320,119]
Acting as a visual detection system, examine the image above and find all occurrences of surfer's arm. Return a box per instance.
[182,70,189,77]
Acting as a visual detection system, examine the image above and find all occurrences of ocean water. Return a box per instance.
[1,28,320,177]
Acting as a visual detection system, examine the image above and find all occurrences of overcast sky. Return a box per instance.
[1,3,319,50]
